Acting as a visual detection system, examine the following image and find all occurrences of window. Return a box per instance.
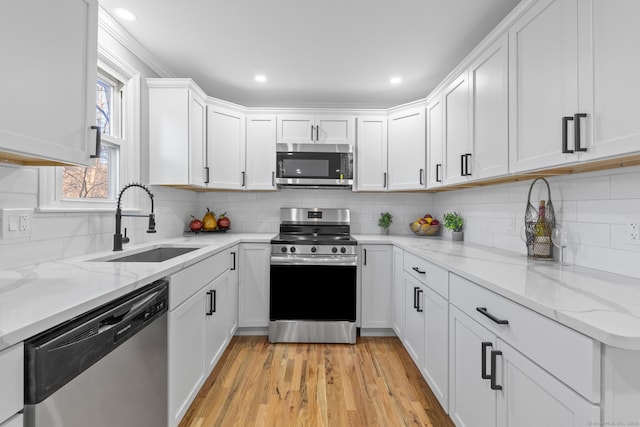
[61,72,122,201]
[39,54,141,212]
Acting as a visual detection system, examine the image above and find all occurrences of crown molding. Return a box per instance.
[98,6,175,78]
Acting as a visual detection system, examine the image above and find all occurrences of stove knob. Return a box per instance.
[281,246,287,253]
[332,247,338,253]
[340,247,347,254]
[311,246,317,253]
[290,246,296,253]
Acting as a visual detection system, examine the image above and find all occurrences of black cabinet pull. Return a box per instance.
[574,113,587,152]
[476,307,509,325]
[311,125,314,141]
[206,290,216,315]
[363,248,367,266]
[412,266,426,275]
[481,342,492,379]
[90,125,101,158]
[241,171,246,187]
[231,251,236,270]
[383,172,387,188]
[416,289,423,312]
[204,166,210,184]
[436,164,442,183]
[562,116,574,153]
[490,350,503,390]
[460,154,465,176]
[413,286,419,309]
[272,171,275,187]
[419,168,424,185]
[464,153,472,176]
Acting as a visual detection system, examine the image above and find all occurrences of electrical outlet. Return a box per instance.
[507,213,516,232]
[0,209,33,239]
[627,217,640,244]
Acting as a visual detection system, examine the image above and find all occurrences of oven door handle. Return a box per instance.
[270,254,357,266]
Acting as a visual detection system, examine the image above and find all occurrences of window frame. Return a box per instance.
[38,50,141,212]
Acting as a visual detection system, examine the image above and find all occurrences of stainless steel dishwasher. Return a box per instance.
[24,279,169,427]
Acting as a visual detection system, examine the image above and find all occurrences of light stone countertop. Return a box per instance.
[1,233,639,351]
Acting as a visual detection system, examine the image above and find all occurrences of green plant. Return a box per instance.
[378,212,393,229]
[443,211,463,232]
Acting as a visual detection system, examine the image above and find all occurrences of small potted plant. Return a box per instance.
[378,212,393,235]
[443,211,464,241]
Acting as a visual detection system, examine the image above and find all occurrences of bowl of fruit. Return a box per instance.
[410,214,440,236]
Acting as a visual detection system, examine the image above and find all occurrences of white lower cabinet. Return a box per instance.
[403,273,425,365]
[422,285,449,412]
[391,246,404,337]
[204,270,231,373]
[0,343,23,426]
[238,243,270,328]
[361,245,393,329]
[228,247,239,334]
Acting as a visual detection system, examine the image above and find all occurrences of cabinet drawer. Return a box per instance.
[0,343,23,423]
[449,273,600,403]
[170,248,231,310]
[403,251,448,298]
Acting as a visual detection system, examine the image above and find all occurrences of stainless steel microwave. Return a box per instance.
[276,143,354,188]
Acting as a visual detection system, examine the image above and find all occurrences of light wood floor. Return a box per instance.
[179,336,454,427]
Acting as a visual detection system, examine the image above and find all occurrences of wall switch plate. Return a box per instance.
[0,209,33,239]
[626,217,640,244]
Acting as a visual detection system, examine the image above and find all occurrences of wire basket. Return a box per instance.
[524,178,556,259]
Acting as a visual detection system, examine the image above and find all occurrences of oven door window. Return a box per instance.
[270,264,356,321]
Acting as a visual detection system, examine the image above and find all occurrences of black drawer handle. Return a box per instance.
[231,251,236,270]
[490,350,502,390]
[416,289,423,312]
[476,307,509,325]
[412,266,426,275]
[413,286,419,309]
[481,342,492,380]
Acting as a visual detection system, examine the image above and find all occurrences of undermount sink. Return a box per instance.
[90,246,201,263]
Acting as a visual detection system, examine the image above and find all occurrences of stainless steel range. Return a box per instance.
[269,207,357,344]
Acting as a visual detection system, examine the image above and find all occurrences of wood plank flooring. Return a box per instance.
[179,336,454,427]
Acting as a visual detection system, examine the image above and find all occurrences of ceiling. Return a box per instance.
[99,0,521,109]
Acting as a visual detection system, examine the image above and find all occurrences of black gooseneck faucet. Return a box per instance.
[113,182,157,251]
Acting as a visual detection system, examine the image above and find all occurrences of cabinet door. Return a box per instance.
[207,106,246,189]
[361,245,393,328]
[578,0,640,160]
[423,286,449,412]
[508,0,580,173]
[426,95,444,189]
[449,305,497,427]
[355,116,388,191]
[387,107,426,190]
[496,340,600,427]
[238,243,270,328]
[469,33,509,181]
[245,115,277,190]
[189,90,208,187]
[276,115,314,144]
[403,274,424,366]
[204,271,230,374]
[392,247,404,338]
[443,71,471,185]
[316,116,355,145]
[228,248,239,335]
[0,0,98,166]
[0,343,22,424]
[168,290,206,426]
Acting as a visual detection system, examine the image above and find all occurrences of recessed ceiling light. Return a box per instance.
[254,75,267,83]
[115,8,136,21]
[390,77,403,85]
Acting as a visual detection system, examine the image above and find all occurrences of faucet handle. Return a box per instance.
[147,213,157,233]
[123,227,130,244]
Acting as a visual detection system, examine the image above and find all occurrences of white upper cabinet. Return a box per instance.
[577,0,640,161]
[443,72,471,185]
[468,33,509,181]
[426,95,444,189]
[387,107,426,190]
[207,105,246,190]
[276,115,355,145]
[508,0,580,173]
[148,79,208,187]
[355,116,388,191]
[0,0,98,166]
[245,115,277,190]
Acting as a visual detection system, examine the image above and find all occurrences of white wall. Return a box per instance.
[198,190,435,236]
[434,165,640,279]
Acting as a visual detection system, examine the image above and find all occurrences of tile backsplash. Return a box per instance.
[1,163,639,279]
